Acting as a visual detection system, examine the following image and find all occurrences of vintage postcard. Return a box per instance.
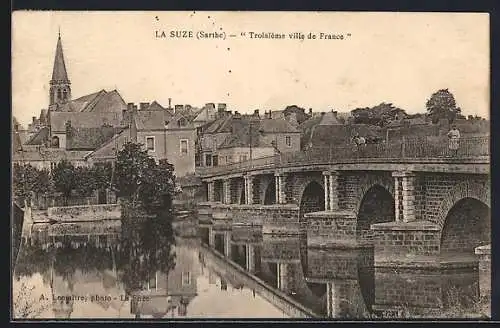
[11,11,490,320]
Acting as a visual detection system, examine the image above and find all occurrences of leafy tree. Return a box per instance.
[351,103,407,127]
[92,162,113,191]
[12,164,50,205]
[113,142,177,214]
[51,160,77,206]
[426,89,462,124]
[74,166,96,198]
[113,142,151,206]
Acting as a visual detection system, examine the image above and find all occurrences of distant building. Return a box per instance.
[197,111,300,167]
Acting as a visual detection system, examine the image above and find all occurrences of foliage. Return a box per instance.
[12,163,51,205]
[283,105,311,125]
[51,160,77,205]
[426,89,462,124]
[350,102,407,127]
[13,281,51,319]
[117,215,176,294]
[113,142,177,214]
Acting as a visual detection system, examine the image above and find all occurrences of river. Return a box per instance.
[12,216,487,319]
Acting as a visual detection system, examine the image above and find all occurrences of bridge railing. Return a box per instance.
[195,136,489,176]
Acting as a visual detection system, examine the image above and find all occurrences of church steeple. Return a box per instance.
[49,31,71,107]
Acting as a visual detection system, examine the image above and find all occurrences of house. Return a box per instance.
[197,111,301,167]
[85,103,197,177]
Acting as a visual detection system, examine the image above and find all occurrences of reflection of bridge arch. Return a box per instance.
[263,180,276,205]
[357,185,395,241]
[299,181,325,218]
[440,197,490,256]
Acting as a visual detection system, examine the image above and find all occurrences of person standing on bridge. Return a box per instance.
[447,125,461,157]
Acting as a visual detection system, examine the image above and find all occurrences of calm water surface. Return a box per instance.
[13,216,482,319]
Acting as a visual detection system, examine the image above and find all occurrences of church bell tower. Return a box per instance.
[49,30,71,108]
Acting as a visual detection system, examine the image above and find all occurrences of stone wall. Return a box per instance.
[370,221,441,257]
[47,204,121,222]
[421,173,490,227]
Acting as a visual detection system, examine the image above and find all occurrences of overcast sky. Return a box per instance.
[12,11,489,127]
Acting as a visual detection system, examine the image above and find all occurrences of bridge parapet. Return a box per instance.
[196,136,489,178]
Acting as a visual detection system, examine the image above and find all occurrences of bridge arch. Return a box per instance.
[434,180,490,229]
[354,174,394,216]
[357,184,395,241]
[263,180,276,205]
[299,180,325,217]
[440,197,490,256]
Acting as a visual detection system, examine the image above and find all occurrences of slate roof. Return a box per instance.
[135,111,168,130]
[57,89,127,114]
[259,118,300,133]
[318,111,342,125]
[148,101,166,111]
[66,126,122,150]
[51,35,69,82]
[165,113,195,130]
[25,127,50,145]
[50,112,121,132]
[85,128,132,160]
[217,118,299,149]
[12,149,91,162]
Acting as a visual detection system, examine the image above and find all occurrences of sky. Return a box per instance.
[12,11,490,128]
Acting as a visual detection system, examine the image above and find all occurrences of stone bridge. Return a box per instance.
[197,138,490,268]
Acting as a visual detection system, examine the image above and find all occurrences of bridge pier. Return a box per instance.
[304,210,360,248]
[207,181,215,202]
[224,230,232,258]
[392,171,416,223]
[475,244,491,301]
[246,244,256,273]
[275,173,286,204]
[244,175,254,205]
[323,171,339,211]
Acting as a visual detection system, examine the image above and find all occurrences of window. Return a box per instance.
[239,155,247,162]
[180,139,188,155]
[182,272,191,286]
[145,136,155,152]
[212,155,219,167]
[205,154,212,166]
[285,136,292,147]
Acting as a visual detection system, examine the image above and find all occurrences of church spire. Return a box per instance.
[49,31,71,107]
[51,32,69,82]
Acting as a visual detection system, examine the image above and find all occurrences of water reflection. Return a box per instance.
[13,218,287,319]
[200,224,484,319]
[14,219,485,319]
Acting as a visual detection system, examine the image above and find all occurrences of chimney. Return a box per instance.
[168,98,172,109]
[254,109,260,117]
[218,103,227,112]
[268,110,272,119]
[32,116,36,124]
[175,104,184,113]
[309,108,313,115]
[139,102,149,111]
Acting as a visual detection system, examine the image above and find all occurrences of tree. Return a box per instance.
[113,142,177,214]
[351,103,407,127]
[74,166,96,198]
[426,89,462,124]
[51,160,77,206]
[12,164,50,206]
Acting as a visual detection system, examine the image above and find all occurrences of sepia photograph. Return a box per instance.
[11,11,490,320]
